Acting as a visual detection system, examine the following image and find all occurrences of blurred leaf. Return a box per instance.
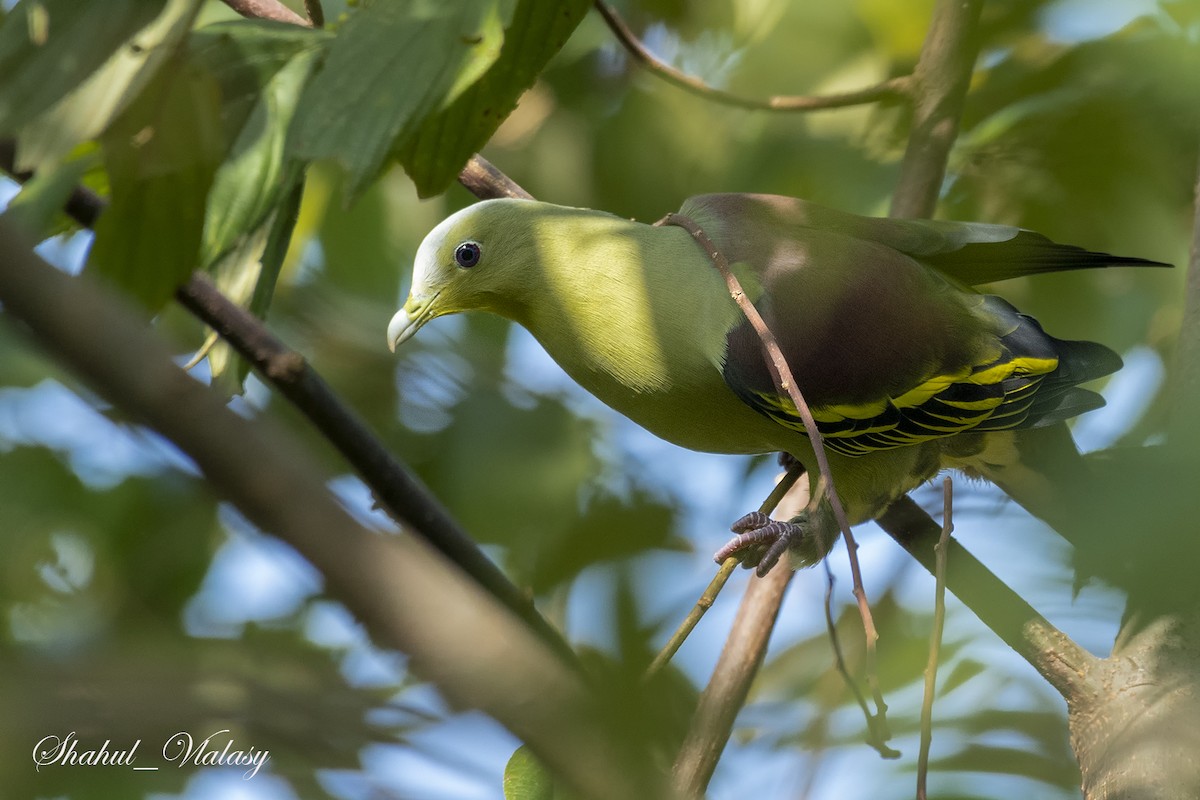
[503,745,554,800]
[930,744,1078,788]
[86,51,224,311]
[0,147,96,240]
[289,0,515,201]
[399,0,591,196]
[938,656,987,696]
[0,0,163,135]
[13,0,201,173]
[529,488,683,592]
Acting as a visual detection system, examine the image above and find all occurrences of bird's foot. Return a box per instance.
[714,502,840,576]
[714,511,806,577]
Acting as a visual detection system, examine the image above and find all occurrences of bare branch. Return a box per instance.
[594,0,910,113]
[646,460,804,681]
[458,154,535,201]
[175,275,572,661]
[889,0,983,218]
[877,497,1095,697]
[658,209,889,718]
[0,138,570,664]
[672,479,806,796]
[221,0,309,26]
[822,562,900,758]
[917,477,954,800]
[1171,150,1200,443]
[0,222,670,800]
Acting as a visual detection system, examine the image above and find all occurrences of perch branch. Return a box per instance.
[646,459,804,681]
[594,0,910,112]
[671,480,805,796]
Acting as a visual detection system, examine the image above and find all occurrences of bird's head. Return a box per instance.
[388,198,538,352]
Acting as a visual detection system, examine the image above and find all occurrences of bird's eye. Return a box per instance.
[454,242,482,269]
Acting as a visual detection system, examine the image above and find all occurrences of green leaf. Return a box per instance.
[191,21,328,268]
[0,0,164,136]
[12,0,200,173]
[86,53,225,312]
[288,0,515,201]
[399,0,591,196]
[503,746,554,800]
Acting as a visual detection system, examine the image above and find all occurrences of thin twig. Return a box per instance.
[822,562,900,758]
[646,460,805,680]
[917,477,954,800]
[594,0,910,112]
[657,210,890,732]
[877,497,1095,698]
[221,0,309,26]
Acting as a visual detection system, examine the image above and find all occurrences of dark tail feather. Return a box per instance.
[1025,336,1122,427]
[927,230,1172,285]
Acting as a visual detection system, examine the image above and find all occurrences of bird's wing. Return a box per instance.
[681,193,1168,286]
[680,194,1121,458]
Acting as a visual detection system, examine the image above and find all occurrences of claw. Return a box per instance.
[714,514,807,576]
[730,511,772,533]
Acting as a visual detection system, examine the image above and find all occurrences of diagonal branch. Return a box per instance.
[221,0,309,26]
[594,0,910,112]
[0,141,570,663]
[0,221,670,800]
[175,275,572,661]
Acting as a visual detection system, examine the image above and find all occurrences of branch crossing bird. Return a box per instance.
[389,194,1167,574]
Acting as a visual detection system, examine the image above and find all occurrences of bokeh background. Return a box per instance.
[2,0,1198,797]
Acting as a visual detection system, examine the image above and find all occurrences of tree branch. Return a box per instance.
[1171,149,1200,443]
[175,275,571,661]
[877,497,1095,698]
[594,0,911,113]
[671,479,806,797]
[0,221,670,800]
[221,0,309,26]
[0,139,571,663]
[889,0,983,219]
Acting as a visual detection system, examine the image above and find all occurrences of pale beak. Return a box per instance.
[387,292,439,352]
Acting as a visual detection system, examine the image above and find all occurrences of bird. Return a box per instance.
[388,193,1167,575]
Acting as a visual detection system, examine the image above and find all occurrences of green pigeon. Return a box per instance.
[388,193,1165,574]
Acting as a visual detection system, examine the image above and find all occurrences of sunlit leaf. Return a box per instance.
[0,0,163,135]
[398,0,591,196]
[12,0,201,173]
[289,0,515,201]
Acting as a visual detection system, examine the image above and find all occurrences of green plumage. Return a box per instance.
[390,193,1166,569]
